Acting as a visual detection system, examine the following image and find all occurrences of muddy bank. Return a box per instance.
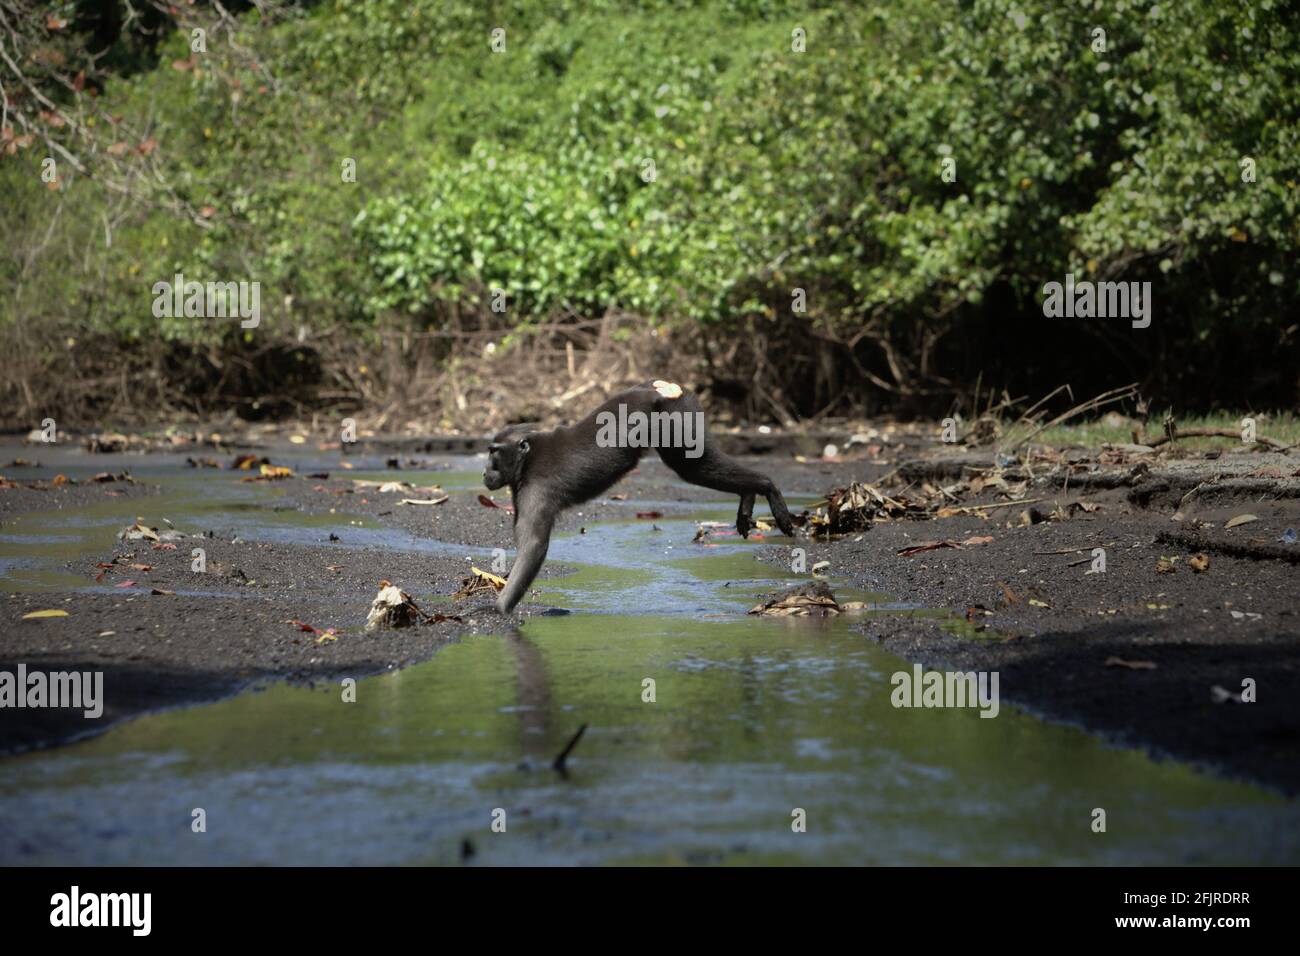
[755,451,1300,794]
[1,534,517,753]
[0,472,158,518]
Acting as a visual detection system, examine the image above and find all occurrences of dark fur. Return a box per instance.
[484,382,795,613]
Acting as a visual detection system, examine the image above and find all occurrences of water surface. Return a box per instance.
[2,446,1296,864]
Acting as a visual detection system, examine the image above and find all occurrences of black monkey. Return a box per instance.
[483,380,796,613]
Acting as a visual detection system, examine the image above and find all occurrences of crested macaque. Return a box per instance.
[483,380,796,614]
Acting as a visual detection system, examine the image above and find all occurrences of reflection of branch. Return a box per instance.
[552,724,587,776]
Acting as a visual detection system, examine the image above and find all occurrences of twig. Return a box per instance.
[945,497,1044,514]
[1140,428,1291,452]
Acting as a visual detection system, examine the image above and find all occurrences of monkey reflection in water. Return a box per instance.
[483,380,796,614]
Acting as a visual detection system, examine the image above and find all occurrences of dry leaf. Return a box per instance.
[119,520,159,542]
[365,581,425,630]
[453,567,508,600]
[22,609,69,619]
[1225,514,1258,529]
[749,582,841,617]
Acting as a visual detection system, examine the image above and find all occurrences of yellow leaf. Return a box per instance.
[22,609,68,619]
[470,566,508,588]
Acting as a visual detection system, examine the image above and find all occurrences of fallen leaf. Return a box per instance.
[749,582,841,617]
[22,609,68,619]
[471,567,507,588]
[119,520,159,542]
[1225,513,1258,529]
[453,567,508,602]
[365,583,423,630]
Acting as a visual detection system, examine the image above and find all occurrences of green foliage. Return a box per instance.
[2,0,1296,400]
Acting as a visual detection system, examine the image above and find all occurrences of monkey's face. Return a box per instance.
[484,437,530,490]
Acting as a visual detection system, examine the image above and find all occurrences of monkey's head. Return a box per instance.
[484,425,536,491]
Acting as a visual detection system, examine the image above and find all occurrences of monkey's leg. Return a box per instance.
[658,443,796,537]
[736,493,756,539]
[498,505,556,614]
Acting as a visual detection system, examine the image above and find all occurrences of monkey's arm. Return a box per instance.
[497,494,557,614]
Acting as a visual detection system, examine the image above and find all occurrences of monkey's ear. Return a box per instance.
[517,438,530,455]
